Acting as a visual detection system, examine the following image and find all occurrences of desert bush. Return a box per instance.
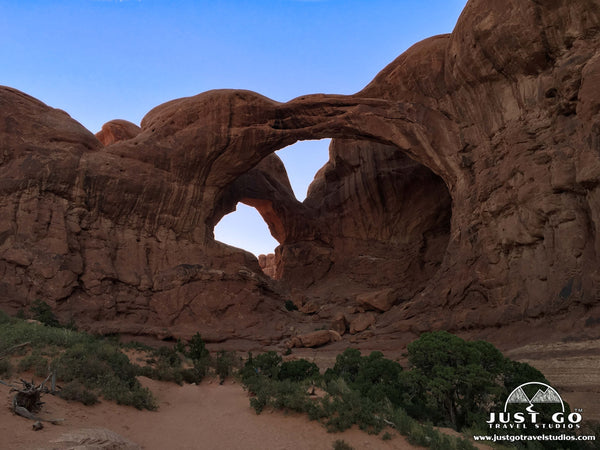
[18,352,49,377]
[215,350,238,383]
[186,333,209,361]
[154,346,182,367]
[0,312,159,409]
[0,359,12,377]
[332,440,354,450]
[137,363,184,385]
[168,333,212,383]
[100,375,157,410]
[405,331,550,431]
[52,340,156,410]
[29,299,60,327]
[239,338,529,450]
[251,351,282,379]
[0,318,91,354]
[325,349,403,408]
[320,389,386,434]
[59,381,99,406]
[0,309,12,324]
[240,351,283,387]
[279,359,319,382]
[137,345,186,384]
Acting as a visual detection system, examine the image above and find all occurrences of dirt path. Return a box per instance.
[1,377,418,450]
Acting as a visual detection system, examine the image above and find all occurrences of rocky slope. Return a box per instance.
[1,0,599,349]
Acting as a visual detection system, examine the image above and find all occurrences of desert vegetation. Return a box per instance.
[239,332,598,450]
[1,306,597,449]
[0,306,238,410]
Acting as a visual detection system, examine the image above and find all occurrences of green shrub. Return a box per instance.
[29,299,60,327]
[52,341,156,410]
[251,351,282,378]
[187,333,209,361]
[0,359,12,377]
[240,351,284,387]
[169,333,212,383]
[215,350,237,383]
[245,374,312,416]
[59,381,99,406]
[137,345,185,384]
[405,331,548,431]
[279,359,319,382]
[332,440,354,450]
[100,375,157,410]
[18,352,49,377]
[153,346,182,368]
[137,363,184,385]
[321,389,385,434]
[237,334,552,450]
[0,318,91,354]
[325,349,403,407]
[181,367,205,384]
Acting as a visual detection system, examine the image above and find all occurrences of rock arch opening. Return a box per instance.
[276,139,331,201]
[212,133,453,299]
[213,203,279,257]
[213,139,332,277]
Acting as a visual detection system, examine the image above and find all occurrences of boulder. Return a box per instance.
[349,313,376,334]
[288,330,342,348]
[357,289,397,312]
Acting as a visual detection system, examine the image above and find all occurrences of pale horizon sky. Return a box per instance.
[0,0,467,256]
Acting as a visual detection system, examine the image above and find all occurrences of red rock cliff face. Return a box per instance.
[1,0,600,346]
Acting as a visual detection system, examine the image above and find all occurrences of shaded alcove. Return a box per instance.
[272,138,453,300]
[211,135,453,299]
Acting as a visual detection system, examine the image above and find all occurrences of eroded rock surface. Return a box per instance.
[1,0,600,347]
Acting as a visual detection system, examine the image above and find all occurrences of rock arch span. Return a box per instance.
[1,0,600,347]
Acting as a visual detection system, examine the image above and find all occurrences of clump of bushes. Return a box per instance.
[138,346,186,385]
[59,381,99,406]
[215,350,239,384]
[0,359,12,377]
[28,299,60,327]
[137,334,239,385]
[0,310,156,410]
[17,351,49,377]
[52,340,157,410]
[237,332,578,449]
[332,440,354,450]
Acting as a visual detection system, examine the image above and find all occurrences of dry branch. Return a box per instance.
[8,377,64,424]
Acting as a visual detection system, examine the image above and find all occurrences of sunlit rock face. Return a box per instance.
[1,0,600,346]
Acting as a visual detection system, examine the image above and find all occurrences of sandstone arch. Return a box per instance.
[1,0,600,347]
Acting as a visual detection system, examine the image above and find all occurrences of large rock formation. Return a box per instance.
[1,0,600,347]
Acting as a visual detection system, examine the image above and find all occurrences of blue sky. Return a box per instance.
[0,0,467,255]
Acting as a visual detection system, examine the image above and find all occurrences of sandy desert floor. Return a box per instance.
[1,376,419,450]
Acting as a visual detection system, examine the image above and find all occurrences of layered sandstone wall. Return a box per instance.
[1,0,599,346]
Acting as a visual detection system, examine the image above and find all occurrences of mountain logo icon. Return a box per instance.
[504,382,565,412]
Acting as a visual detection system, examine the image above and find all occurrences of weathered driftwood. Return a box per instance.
[7,376,64,424]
